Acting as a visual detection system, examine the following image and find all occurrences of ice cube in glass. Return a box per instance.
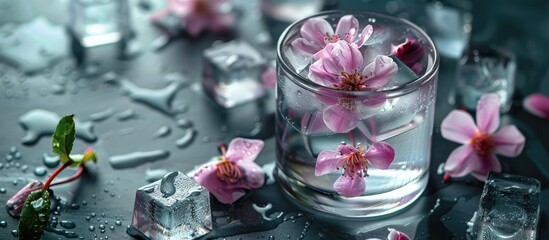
[471,172,540,240]
[130,171,212,240]
[202,40,267,108]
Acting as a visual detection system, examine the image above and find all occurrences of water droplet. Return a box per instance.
[86,216,91,221]
[42,153,60,168]
[104,188,109,193]
[101,213,105,217]
[152,126,171,138]
[60,220,76,229]
[12,179,18,185]
[115,220,122,226]
[175,128,195,148]
[0,188,6,194]
[70,203,80,209]
[160,171,178,198]
[0,221,7,227]
[99,224,105,230]
[119,79,181,115]
[176,118,193,129]
[82,200,87,206]
[91,213,96,217]
[116,109,136,121]
[33,166,47,176]
[110,225,115,230]
[145,168,168,183]
[11,229,18,237]
[88,108,115,122]
[109,150,170,169]
[88,225,95,231]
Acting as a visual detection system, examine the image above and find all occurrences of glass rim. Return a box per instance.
[277,10,440,98]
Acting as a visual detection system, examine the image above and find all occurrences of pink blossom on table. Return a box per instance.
[261,66,276,89]
[308,40,397,133]
[523,93,549,120]
[391,38,424,73]
[291,15,374,59]
[387,228,411,240]
[193,138,265,204]
[6,180,43,217]
[151,0,235,37]
[315,142,394,197]
[441,93,525,181]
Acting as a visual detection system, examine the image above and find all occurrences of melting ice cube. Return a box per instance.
[387,55,419,89]
[471,173,540,240]
[202,40,267,108]
[425,1,472,59]
[130,171,212,240]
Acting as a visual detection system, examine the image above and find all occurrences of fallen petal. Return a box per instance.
[237,160,265,188]
[491,125,525,157]
[387,228,411,240]
[471,154,501,181]
[225,138,264,163]
[333,175,365,197]
[523,93,549,119]
[476,93,500,134]
[441,110,478,144]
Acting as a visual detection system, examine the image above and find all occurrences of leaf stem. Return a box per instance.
[42,161,72,191]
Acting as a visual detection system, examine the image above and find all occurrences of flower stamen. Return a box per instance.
[471,132,494,156]
[342,147,369,178]
[215,157,242,183]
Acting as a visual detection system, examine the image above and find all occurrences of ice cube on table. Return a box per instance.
[472,172,540,240]
[454,46,516,112]
[130,171,212,240]
[202,40,267,108]
[425,1,472,59]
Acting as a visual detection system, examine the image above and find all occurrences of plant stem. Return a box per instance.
[348,132,356,147]
[42,161,72,190]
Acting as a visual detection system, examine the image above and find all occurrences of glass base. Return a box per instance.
[274,167,428,218]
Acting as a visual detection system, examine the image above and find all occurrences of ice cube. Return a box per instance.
[454,46,516,112]
[0,0,33,25]
[202,40,267,108]
[425,1,472,59]
[68,0,131,76]
[471,173,540,240]
[388,55,419,88]
[130,171,212,240]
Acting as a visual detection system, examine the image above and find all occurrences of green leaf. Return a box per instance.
[18,189,51,240]
[52,114,76,164]
[68,150,97,167]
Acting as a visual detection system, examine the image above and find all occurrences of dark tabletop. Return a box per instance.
[1,0,549,239]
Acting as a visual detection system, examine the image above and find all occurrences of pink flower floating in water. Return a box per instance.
[523,93,549,120]
[308,40,397,133]
[315,141,394,197]
[391,38,424,73]
[441,93,525,181]
[151,0,235,37]
[291,15,373,59]
[193,138,265,204]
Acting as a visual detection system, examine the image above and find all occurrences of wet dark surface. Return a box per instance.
[1,0,549,239]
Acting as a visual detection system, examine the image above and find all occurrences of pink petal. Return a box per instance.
[308,58,341,86]
[441,110,478,144]
[335,15,359,42]
[312,41,334,60]
[193,164,247,204]
[316,88,339,105]
[315,150,345,176]
[471,154,501,181]
[300,17,333,46]
[208,13,235,33]
[291,38,322,57]
[391,38,424,67]
[337,144,358,155]
[322,104,358,133]
[365,142,395,169]
[225,138,264,163]
[476,93,500,134]
[167,0,192,16]
[444,145,482,178]
[387,228,411,240]
[333,175,365,197]
[185,13,208,37]
[354,25,373,47]
[361,55,398,89]
[330,41,363,73]
[261,66,276,88]
[237,160,265,188]
[491,125,525,157]
[523,93,549,119]
[361,93,387,108]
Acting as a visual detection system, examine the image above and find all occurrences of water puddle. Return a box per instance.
[108,150,170,169]
[119,78,182,115]
[19,109,97,145]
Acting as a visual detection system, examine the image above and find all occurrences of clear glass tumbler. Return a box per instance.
[275,10,439,217]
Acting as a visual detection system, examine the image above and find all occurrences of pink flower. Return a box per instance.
[523,93,549,119]
[291,15,373,59]
[151,0,235,37]
[6,180,43,217]
[391,38,424,73]
[387,228,411,240]
[315,142,394,197]
[441,93,525,181]
[193,138,265,204]
[261,66,276,89]
[308,40,397,133]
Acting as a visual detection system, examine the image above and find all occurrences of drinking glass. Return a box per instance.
[275,10,439,217]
